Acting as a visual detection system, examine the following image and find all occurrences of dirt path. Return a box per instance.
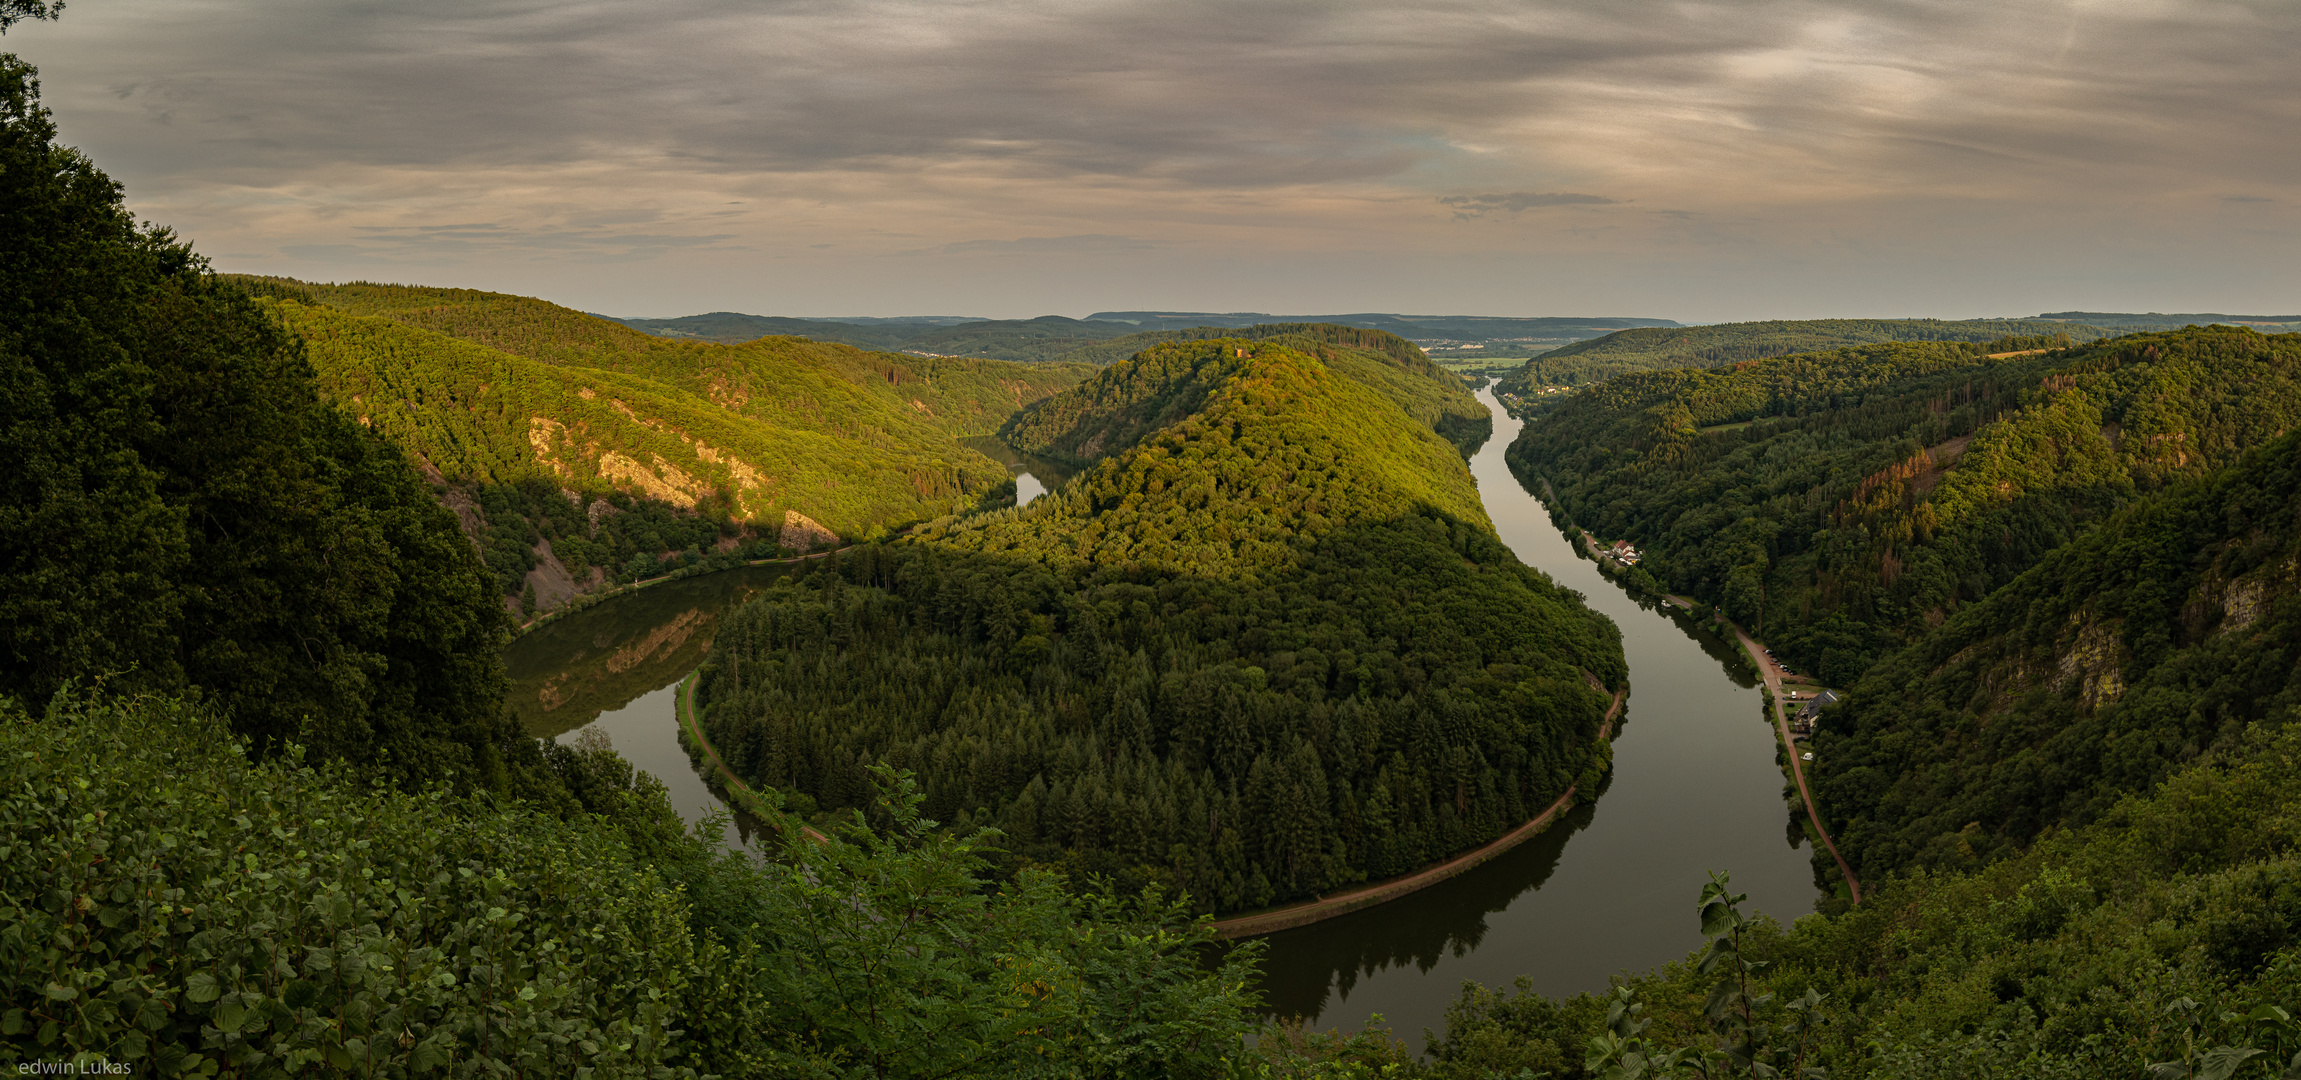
[1727,624,1863,903]
[677,668,830,846]
[1210,683,1627,939]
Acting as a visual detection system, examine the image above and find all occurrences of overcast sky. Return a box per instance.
[7,0,2297,321]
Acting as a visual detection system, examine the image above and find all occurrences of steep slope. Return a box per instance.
[1495,317,2110,395]
[1813,426,2301,880]
[274,299,1019,529]
[233,279,1093,614]
[1029,323,1491,456]
[1,60,517,782]
[1509,326,2301,684]
[696,339,1624,914]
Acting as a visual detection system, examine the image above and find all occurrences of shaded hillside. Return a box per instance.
[1027,323,1492,457]
[1813,426,2301,880]
[1,58,519,783]
[1508,327,2301,684]
[697,339,1623,914]
[1495,317,2111,395]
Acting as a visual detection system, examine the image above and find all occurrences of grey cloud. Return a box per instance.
[1440,192,1617,219]
[2224,196,2274,203]
[19,0,2301,197]
[300,222,739,263]
[919,235,1159,256]
[7,0,2299,312]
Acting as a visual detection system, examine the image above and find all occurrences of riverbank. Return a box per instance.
[675,668,830,846]
[1211,683,1626,939]
[509,542,856,640]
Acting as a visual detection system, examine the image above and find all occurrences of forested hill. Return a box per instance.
[1509,326,2301,685]
[1813,425,2301,881]
[696,339,1626,914]
[230,277,1091,617]
[1495,317,2111,395]
[1014,323,1492,458]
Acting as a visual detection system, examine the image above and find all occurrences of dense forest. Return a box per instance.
[0,44,1350,1075]
[695,340,1624,913]
[1010,324,1491,457]
[1419,424,2301,1080]
[227,278,1093,615]
[1510,327,2301,684]
[0,53,522,785]
[1810,426,2301,881]
[1495,317,2111,394]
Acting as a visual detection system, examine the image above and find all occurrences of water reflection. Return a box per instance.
[1246,386,1819,1044]
[960,435,1076,500]
[504,563,803,849]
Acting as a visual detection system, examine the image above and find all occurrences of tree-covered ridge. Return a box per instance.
[0,56,518,783]
[1811,426,2301,882]
[1051,321,1436,367]
[697,340,1623,914]
[237,276,1096,443]
[1510,327,2301,684]
[1494,317,2112,394]
[1010,329,1489,464]
[966,340,1490,576]
[275,299,1003,535]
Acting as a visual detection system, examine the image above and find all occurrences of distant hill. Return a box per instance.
[2037,310,2301,332]
[1089,311,1680,362]
[1495,317,2114,399]
[599,312,922,350]
[602,308,1679,363]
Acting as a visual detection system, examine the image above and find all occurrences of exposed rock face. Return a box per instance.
[596,451,700,508]
[522,538,584,614]
[780,510,838,552]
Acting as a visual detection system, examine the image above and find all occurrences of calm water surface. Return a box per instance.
[1246,387,1817,1042]
[507,398,1818,1045]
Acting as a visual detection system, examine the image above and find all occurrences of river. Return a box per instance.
[505,386,1819,1048]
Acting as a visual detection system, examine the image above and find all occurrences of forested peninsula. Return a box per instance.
[694,339,1625,913]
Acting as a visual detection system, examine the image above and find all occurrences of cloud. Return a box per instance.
[1440,192,1618,219]
[909,234,1160,257]
[2223,195,2274,203]
[6,0,2298,316]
